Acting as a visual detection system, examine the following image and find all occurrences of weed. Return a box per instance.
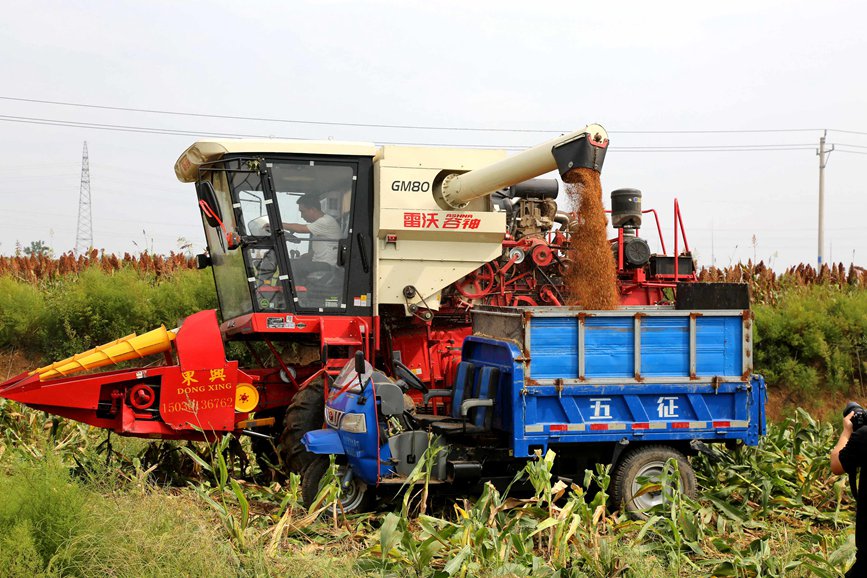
[182,434,252,551]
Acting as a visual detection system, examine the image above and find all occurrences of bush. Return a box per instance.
[0,520,43,578]
[0,263,216,361]
[1,256,864,399]
[0,277,46,351]
[755,285,867,395]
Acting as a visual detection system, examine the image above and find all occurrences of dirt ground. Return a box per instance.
[1,349,34,381]
[765,385,853,425]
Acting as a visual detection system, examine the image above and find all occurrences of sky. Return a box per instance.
[0,0,864,269]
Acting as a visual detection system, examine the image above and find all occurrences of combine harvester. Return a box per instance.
[1,123,764,511]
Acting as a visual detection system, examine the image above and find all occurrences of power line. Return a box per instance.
[613,145,818,153]
[611,128,821,134]
[618,143,815,149]
[0,114,261,139]
[2,95,865,136]
[615,144,815,151]
[0,95,556,134]
[0,114,535,146]
[0,114,836,154]
[828,129,867,136]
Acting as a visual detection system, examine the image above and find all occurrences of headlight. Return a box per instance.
[324,406,343,428]
[339,413,367,434]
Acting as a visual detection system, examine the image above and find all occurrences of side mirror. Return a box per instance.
[195,253,211,269]
[196,182,223,228]
[354,350,366,376]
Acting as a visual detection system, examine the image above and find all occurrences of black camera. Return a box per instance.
[843,401,867,431]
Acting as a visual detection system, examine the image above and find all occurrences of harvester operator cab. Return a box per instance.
[185,149,374,321]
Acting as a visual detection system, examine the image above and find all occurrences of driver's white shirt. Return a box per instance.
[307,213,341,263]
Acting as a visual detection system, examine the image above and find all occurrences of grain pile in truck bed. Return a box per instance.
[563,167,619,309]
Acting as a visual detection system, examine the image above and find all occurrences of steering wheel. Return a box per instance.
[393,360,428,393]
[284,231,301,244]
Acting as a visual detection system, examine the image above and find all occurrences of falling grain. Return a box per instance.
[563,167,619,309]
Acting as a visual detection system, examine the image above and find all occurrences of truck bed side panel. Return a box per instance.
[465,307,764,458]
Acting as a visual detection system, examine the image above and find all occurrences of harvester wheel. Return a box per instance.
[611,445,696,520]
[301,456,373,514]
[249,409,284,478]
[278,378,325,474]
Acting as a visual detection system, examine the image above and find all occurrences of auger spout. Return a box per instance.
[433,123,609,210]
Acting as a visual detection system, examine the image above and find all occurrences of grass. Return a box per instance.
[0,402,361,578]
[0,458,362,578]
[0,401,857,577]
[0,458,239,577]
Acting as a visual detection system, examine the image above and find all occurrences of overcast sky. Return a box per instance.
[1,0,864,269]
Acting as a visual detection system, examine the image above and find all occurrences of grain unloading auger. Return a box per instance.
[0,122,701,468]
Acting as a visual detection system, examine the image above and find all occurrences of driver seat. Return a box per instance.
[294,261,344,308]
[416,362,499,434]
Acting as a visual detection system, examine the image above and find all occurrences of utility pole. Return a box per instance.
[711,219,716,267]
[75,142,93,255]
[817,130,834,267]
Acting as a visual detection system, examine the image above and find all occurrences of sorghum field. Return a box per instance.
[0,253,864,577]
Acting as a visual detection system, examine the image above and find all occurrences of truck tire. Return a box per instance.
[611,445,696,520]
[301,455,373,514]
[278,378,325,474]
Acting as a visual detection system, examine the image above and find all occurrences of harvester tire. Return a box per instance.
[611,445,696,520]
[278,378,325,474]
[249,409,283,478]
[301,456,373,514]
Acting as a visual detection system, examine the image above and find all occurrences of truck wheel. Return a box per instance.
[611,445,696,520]
[301,456,373,514]
[278,378,325,474]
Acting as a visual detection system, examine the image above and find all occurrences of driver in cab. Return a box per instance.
[282,192,341,280]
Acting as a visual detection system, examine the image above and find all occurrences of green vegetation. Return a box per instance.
[0,400,360,577]
[0,400,857,577]
[2,258,864,400]
[0,264,215,360]
[755,285,867,396]
[0,256,864,402]
[0,256,865,575]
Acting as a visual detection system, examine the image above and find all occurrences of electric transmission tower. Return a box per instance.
[75,141,93,255]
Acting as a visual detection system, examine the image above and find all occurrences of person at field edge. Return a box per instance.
[831,410,867,577]
[282,192,341,281]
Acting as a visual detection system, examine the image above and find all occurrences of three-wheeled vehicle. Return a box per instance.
[302,300,767,515]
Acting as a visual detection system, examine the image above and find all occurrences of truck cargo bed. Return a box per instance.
[465,306,766,456]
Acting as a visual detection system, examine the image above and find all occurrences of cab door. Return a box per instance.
[261,156,374,317]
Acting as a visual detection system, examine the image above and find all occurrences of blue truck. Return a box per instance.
[302,303,767,515]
